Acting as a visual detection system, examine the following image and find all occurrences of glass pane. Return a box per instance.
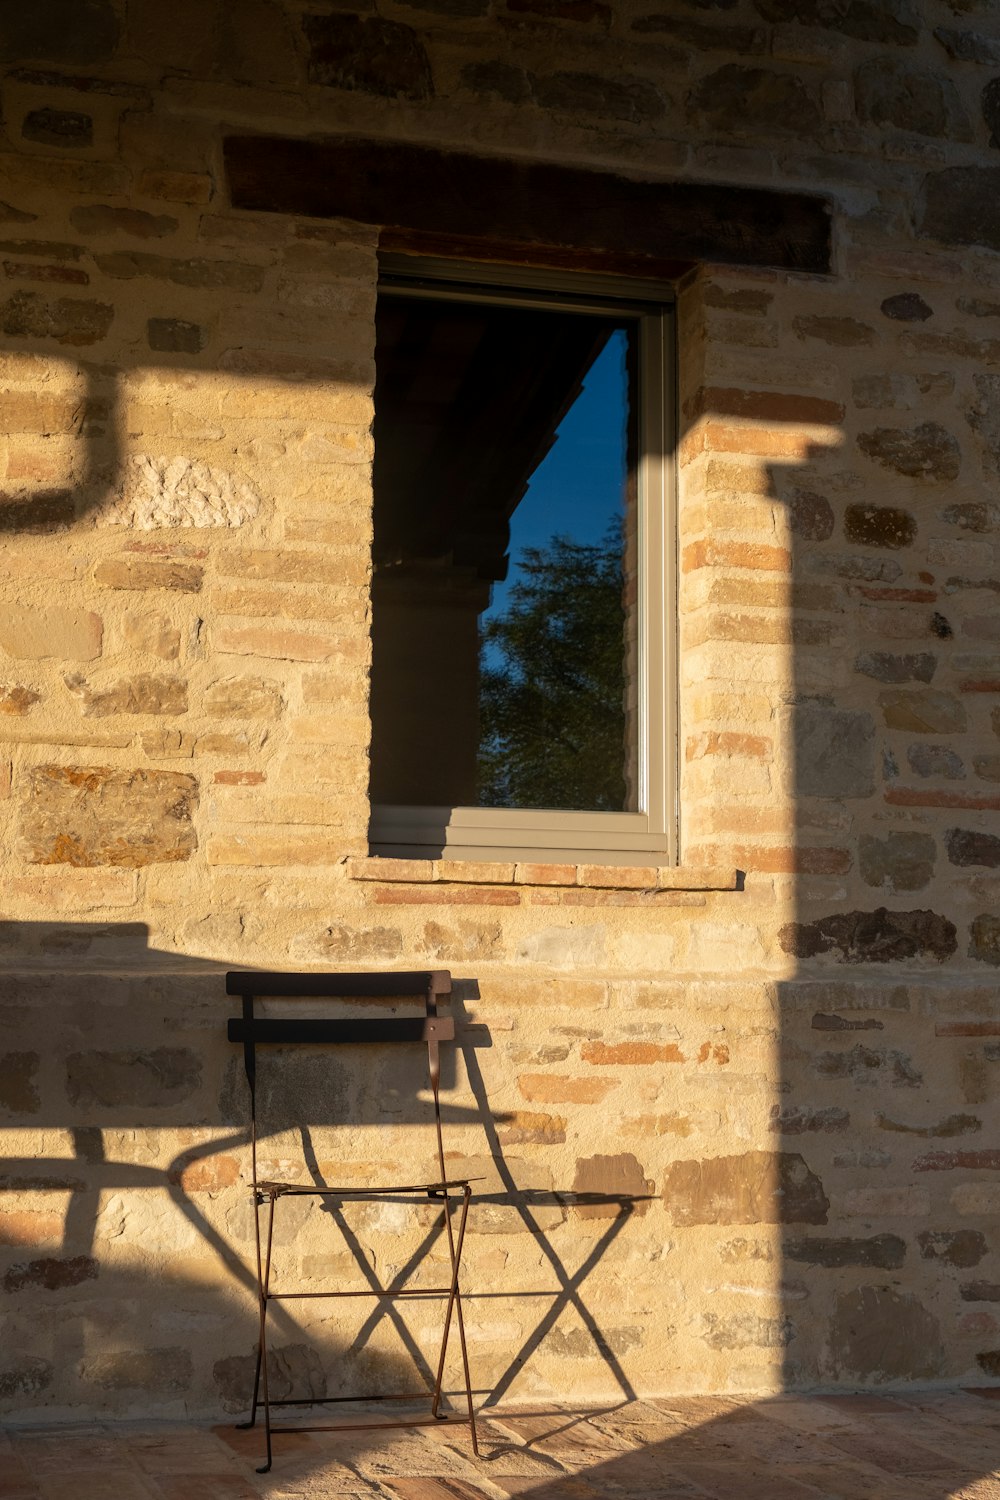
[370,291,639,815]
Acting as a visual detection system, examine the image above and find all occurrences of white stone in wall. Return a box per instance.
[96,454,260,529]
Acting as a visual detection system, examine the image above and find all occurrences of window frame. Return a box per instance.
[369,254,678,866]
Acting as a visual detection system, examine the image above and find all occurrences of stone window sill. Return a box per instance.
[346,857,743,905]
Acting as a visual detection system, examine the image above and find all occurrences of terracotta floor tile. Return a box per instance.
[37,1473,157,1500]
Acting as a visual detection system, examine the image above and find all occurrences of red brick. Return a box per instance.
[435,859,515,883]
[686,386,845,425]
[886,788,1000,810]
[518,1074,616,1103]
[686,731,771,760]
[347,856,434,882]
[576,864,657,889]
[935,1023,1000,1037]
[528,888,706,906]
[373,887,520,905]
[961,679,1000,693]
[514,862,578,885]
[4,260,89,285]
[171,1155,241,1191]
[689,844,850,874]
[857,586,938,603]
[582,1040,684,1065]
[682,539,791,574]
[913,1151,1000,1172]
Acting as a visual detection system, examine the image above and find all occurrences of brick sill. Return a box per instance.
[347,856,742,893]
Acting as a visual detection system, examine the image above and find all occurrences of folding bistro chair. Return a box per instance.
[226,969,478,1472]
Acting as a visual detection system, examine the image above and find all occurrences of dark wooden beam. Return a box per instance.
[224,134,832,276]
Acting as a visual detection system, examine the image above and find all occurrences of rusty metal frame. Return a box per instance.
[226,969,479,1474]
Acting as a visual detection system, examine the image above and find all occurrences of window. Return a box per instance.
[368,257,676,864]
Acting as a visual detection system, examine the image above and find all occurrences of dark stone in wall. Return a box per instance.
[970,914,1000,966]
[881,292,932,321]
[859,832,936,892]
[752,0,918,46]
[961,1282,1000,1302]
[80,1348,192,1392]
[844,503,916,549]
[770,1104,850,1133]
[946,828,1000,868]
[691,65,821,135]
[985,79,1000,148]
[918,1229,987,1267]
[66,1048,202,1109]
[978,1351,1000,1376]
[2,291,113,347]
[876,1111,981,1137]
[785,1234,906,1269]
[788,490,834,541]
[461,61,532,103]
[70,205,178,240]
[147,317,204,354]
[0,1052,40,1113]
[812,1013,884,1031]
[214,1343,326,1413]
[829,1286,943,1381]
[534,70,665,124]
[855,61,971,140]
[662,1151,829,1226]
[0,0,120,64]
[815,1043,921,1087]
[0,1358,53,1397]
[921,166,1000,253]
[3,1255,98,1293]
[855,652,936,684]
[857,423,961,482]
[968,373,1000,476]
[22,107,93,148]
[794,705,875,798]
[509,0,611,26]
[779,908,957,964]
[302,14,433,100]
[935,28,1000,65]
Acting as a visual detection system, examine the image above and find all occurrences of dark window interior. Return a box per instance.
[370,287,638,814]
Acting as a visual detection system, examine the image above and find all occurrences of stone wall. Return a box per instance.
[2,0,1000,1418]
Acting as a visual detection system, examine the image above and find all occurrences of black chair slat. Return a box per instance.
[226,970,450,999]
[227,1015,455,1046]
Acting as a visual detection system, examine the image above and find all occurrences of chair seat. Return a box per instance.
[256,1176,478,1198]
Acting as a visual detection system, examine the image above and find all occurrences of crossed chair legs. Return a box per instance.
[238,1184,479,1474]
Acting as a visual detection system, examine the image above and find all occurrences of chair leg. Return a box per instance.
[431,1185,478,1454]
[237,1192,267,1432]
[257,1194,276,1473]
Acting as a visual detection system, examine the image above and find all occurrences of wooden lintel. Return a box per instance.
[224,134,832,276]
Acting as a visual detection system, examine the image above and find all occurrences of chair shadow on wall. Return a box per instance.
[0,924,650,1428]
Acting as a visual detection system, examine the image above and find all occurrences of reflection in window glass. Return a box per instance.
[370,292,639,815]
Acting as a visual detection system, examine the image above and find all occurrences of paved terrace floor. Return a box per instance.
[5,1392,1000,1500]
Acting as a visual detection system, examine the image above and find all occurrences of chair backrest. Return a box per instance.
[226,970,454,1189]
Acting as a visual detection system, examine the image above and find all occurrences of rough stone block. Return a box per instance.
[780,908,956,964]
[859,832,936,891]
[66,1048,201,1109]
[828,1286,943,1381]
[20,765,198,867]
[65,672,188,716]
[0,606,102,660]
[80,1348,192,1392]
[572,1153,653,1218]
[662,1151,829,1226]
[792,705,875,798]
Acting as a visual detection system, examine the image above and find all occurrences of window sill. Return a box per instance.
[347,856,743,905]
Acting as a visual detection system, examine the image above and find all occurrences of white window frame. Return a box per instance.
[369,255,677,866]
